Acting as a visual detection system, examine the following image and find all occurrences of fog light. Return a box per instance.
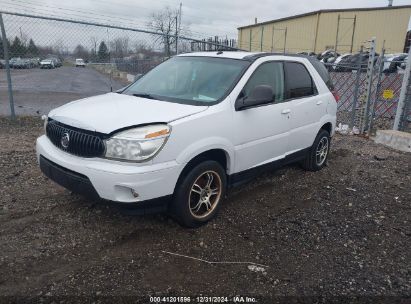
[131,189,139,198]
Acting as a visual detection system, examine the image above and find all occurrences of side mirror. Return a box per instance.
[235,85,274,111]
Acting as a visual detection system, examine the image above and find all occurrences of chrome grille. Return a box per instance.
[46,119,106,158]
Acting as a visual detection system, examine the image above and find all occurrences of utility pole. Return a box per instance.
[175,16,178,54]
[176,2,182,55]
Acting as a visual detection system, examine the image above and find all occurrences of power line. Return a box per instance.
[2,0,237,39]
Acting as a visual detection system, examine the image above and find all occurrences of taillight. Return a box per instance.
[332,90,340,102]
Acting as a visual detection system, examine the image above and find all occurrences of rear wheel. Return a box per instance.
[302,129,330,171]
[170,160,226,228]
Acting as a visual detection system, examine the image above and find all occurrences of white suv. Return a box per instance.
[36,52,337,227]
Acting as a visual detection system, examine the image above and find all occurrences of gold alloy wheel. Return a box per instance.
[316,137,329,166]
[189,170,222,219]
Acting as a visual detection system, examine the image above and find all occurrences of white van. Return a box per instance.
[75,58,86,67]
[36,52,337,227]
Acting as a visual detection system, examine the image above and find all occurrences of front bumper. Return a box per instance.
[40,155,100,200]
[36,135,182,203]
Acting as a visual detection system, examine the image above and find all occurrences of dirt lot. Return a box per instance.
[0,117,410,303]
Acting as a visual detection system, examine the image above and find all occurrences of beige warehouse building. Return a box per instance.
[237,5,411,54]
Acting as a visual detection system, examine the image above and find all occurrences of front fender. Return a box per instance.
[176,137,235,174]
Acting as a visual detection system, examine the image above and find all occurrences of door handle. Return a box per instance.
[281,109,291,114]
[316,100,323,105]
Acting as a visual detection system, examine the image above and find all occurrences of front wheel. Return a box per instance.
[301,129,330,171]
[170,160,226,228]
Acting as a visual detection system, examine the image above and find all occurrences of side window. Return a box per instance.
[284,62,316,99]
[242,62,284,103]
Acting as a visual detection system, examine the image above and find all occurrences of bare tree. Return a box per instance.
[90,36,98,56]
[148,6,186,56]
[73,44,89,60]
[109,37,130,58]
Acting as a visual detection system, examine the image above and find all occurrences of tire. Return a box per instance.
[170,160,226,228]
[301,129,331,171]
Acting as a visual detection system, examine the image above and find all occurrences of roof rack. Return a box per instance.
[243,52,314,61]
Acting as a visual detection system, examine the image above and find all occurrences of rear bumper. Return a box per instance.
[36,135,182,204]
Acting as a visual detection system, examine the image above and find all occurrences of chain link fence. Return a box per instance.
[323,47,410,134]
[0,11,239,116]
[1,11,410,134]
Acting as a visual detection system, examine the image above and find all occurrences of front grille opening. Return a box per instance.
[46,119,106,158]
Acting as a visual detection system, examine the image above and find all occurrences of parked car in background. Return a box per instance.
[40,59,55,69]
[297,51,317,57]
[383,53,407,74]
[54,58,62,67]
[9,57,20,68]
[334,54,354,72]
[399,56,408,71]
[36,52,337,227]
[318,50,340,63]
[0,59,5,69]
[30,57,40,67]
[75,58,86,67]
[13,58,31,69]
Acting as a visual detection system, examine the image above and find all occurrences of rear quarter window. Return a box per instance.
[284,62,316,99]
[308,58,334,91]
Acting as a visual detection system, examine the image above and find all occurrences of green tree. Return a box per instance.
[97,41,109,62]
[10,36,26,57]
[26,39,39,56]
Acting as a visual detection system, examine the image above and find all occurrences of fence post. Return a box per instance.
[361,37,376,134]
[349,45,363,129]
[393,46,411,131]
[0,13,16,120]
[368,46,385,133]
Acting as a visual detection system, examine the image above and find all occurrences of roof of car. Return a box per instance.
[177,51,261,60]
[177,51,313,61]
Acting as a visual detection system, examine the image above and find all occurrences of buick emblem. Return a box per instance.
[61,132,70,149]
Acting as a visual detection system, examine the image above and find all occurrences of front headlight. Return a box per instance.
[105,124,171,162]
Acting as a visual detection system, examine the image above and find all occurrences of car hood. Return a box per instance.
[48,92,208,134]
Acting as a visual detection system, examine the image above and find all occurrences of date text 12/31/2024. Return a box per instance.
[149,296,258,303]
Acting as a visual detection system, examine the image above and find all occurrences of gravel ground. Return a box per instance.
[0,117,410,303]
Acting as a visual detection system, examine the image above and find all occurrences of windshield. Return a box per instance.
[123,56,249,105]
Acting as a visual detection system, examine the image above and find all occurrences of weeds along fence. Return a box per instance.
[0,10,410,133]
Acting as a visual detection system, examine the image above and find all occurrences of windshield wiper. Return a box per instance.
[132,93,157,100]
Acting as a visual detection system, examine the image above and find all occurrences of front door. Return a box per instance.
[232,61,291,173]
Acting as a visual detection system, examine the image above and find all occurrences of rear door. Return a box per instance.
[285,61,327,153]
